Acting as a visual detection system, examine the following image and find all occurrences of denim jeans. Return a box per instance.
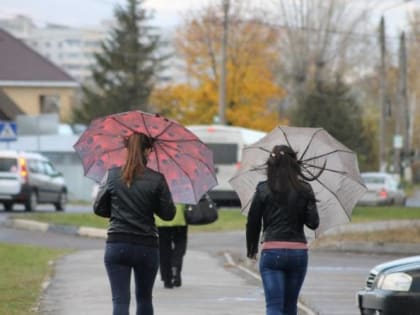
[104,242,159,315]
[259,248,308,315]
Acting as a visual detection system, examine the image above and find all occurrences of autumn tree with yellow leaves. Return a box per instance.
[151,2,286,131]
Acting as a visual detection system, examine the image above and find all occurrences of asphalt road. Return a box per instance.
[0,204,412,315]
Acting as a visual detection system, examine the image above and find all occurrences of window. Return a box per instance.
[43,161,56,176]
[206,143,238,164]
[27,159,40,173]
[40,95,60,113]
[0,158,17,172]
[362,176,385,184]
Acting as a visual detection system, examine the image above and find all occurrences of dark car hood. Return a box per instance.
[372,256,420,274]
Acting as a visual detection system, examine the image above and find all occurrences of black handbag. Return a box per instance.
[185,194,218,225]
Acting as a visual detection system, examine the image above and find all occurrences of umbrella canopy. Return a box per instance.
[74,111,218,204]
[229,125,367,235]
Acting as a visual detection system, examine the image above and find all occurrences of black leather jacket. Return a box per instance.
[95,167,175,247]
[246,181,319,258]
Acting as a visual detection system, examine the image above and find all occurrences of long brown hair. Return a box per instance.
[267,145,324,194]
[122,133,154,186]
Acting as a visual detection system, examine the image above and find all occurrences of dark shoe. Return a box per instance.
[173,275,182,287]
[164,281,173,289]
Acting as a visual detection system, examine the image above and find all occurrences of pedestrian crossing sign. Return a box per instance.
[0,121,17,141]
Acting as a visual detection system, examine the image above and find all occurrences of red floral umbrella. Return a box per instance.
[74,111,218,204]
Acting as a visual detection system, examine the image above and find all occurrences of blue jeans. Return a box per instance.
[104,242,159,315]
[259,249,308,315]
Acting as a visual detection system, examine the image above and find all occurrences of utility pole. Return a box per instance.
[398,31,409,179]
[218,0,229,125]
[378,16,388,172]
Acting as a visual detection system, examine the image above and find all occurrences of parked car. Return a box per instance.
[357,172,406,206]
[0,150,67,211]
[357,255,420,315]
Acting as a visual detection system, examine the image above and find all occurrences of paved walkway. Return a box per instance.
[39,249,265,315]
[9,217,420,315]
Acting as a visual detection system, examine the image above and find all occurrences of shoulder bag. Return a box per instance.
[185,193,218,225]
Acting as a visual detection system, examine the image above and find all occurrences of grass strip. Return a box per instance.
[0,243,70,315]
[12,208,247,232]
[13,206,420,229]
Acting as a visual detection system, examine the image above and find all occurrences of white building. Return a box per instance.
[0,15,109,83]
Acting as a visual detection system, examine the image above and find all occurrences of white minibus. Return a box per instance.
[187,125,266,205]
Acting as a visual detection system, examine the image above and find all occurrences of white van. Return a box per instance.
[187,125,266,205]
[0,150,67,211]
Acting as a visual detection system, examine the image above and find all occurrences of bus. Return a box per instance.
[187,125,266,206]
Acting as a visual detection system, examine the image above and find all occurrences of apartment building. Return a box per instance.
[0,15,109,83]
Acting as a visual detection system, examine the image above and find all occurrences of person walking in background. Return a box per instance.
[246,144,323,315]
[155,204,188,288]
[94,133,175,315]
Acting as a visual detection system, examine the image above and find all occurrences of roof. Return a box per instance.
[0,88,24,120]
[0,28,78,87]
[187,125,267,144]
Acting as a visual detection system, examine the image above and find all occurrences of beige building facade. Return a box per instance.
[2,85,77,122]
[0,27,79,122]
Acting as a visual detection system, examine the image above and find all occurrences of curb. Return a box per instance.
[312,240,420,255]
[5,219,107,239]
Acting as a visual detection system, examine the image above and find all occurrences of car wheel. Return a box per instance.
[3,202,13,212]
[25,191,37,212]
[54,191,67,212]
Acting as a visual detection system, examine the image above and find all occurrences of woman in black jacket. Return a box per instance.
[94,133,175,315]
[246,144,323,315]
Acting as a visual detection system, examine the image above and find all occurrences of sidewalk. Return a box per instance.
[39,249,266,315]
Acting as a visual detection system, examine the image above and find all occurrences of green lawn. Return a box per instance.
[12,208,247,232]
[0,243,70,315]
[351,206,420,222]
[12,206,420,232]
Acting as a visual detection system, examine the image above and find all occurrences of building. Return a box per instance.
[0,15,108,83]
[0,28,79,122]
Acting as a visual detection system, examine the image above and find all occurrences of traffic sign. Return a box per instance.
[0,121,17,141]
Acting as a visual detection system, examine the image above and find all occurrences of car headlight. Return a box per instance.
[376,272,412,291]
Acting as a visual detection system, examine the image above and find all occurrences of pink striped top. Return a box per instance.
[262,241,308,250]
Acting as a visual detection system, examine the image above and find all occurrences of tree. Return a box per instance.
[270,0,375,103]
[72,0,165,124]
[291,79,375,170]
[151,2,286,131]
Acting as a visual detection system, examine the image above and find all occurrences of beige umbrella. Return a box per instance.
[229,125,367,235]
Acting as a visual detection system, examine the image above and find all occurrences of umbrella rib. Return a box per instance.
[305,168,351,221]
[83,146,126,177]
[299,128,324,161]
[154,141,199,201]
[301,149,355,163]
[278,126,294,149]
[301,162,347,175]
[157,139,218,178]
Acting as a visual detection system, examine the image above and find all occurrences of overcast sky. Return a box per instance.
[0,0,417,33]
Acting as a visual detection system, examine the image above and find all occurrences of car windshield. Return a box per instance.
[0,158,18,172]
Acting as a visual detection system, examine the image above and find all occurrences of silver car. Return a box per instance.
[358,172,406,206]
[0,150,67,211]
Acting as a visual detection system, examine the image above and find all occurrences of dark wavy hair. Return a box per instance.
[122,133,154,186]
[267,145,324,194]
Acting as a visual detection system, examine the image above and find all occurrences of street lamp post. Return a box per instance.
[218,0,229,125]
